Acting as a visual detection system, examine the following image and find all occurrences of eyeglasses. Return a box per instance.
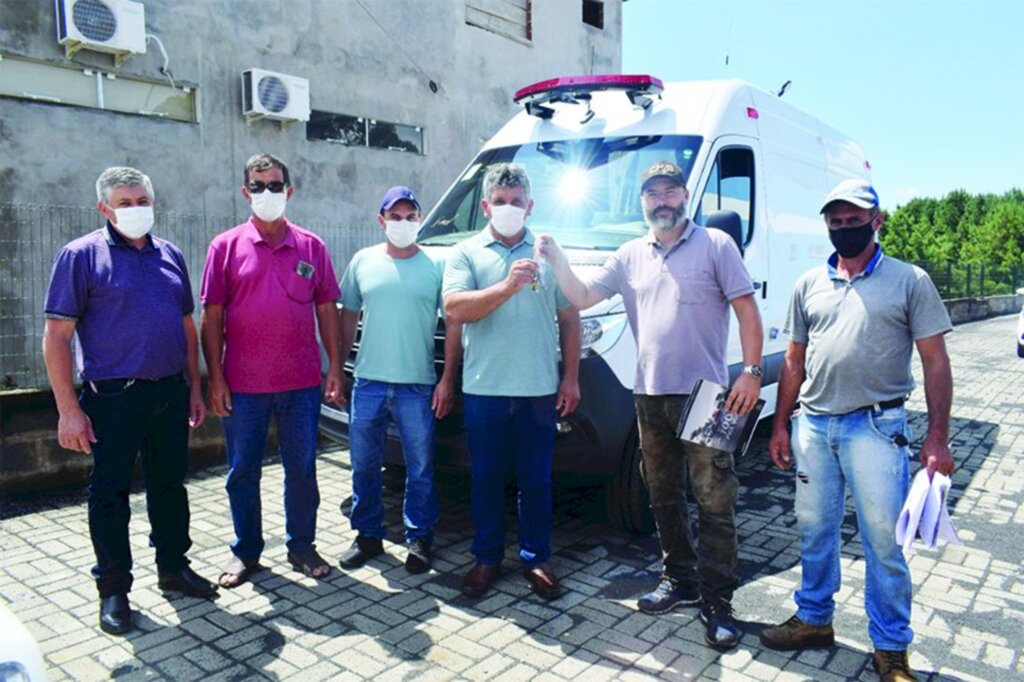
[247,181,287,194]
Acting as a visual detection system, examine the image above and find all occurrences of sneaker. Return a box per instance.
[636,577,700,614]
[699,597,740,650]
[873,650,918,682]
[405,538,431,574]
[338,536,384,569]
[760,614,835,651]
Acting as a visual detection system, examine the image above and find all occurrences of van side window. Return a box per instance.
[696,147,755,247]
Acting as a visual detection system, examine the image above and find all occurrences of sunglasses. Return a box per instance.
[247,181,287,194]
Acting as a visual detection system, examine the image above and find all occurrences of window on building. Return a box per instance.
[466,0,532,43]
[695,147,756,247]
[307,110,424,154]
[583,0,604,29]
[0,52,198,123]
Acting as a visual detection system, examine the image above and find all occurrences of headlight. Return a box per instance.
[580,312,628,357]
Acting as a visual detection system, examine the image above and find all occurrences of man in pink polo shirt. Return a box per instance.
[200,153,342,588]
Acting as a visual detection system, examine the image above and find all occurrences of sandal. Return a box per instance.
[218,556,262,589]
[288,547,331,579]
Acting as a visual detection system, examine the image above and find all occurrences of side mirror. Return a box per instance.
[704,210,744,255]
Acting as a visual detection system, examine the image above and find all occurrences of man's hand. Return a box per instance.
[188,386,206,429]
[207,375,233,417]
[768,425,792,470]
[725,372,761,416]
[920,432,955,477]
[535,235,564,269]
[323,366,344,407]
[58,406,97,454]
[504,259,538,295]
[432,376,455,419]
[556,376,580,417]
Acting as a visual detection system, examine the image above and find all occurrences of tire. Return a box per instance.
[606,426,656,535]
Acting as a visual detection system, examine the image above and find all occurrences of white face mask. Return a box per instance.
[489,204,527,237]
[111,205,154,239]
[385,220,420,249]
[250,190,287,222]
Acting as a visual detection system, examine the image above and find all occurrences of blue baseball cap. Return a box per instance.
[379,186,420,213]
[821,178,879,214]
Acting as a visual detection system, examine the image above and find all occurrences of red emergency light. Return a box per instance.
[513,74,664,120]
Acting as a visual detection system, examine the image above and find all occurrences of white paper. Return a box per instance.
[895,468,961,553]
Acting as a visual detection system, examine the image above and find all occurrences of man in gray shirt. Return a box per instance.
[762,179,954,682]
[539,161,764,650]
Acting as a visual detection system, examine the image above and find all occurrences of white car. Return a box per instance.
[1017,288,1024,358]
[0,603,47,682]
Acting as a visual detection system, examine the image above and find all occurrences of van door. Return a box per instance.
[692,139,768,365]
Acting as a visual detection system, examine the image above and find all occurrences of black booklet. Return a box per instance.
[676,379,765,458]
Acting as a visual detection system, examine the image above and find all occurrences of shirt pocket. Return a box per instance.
[275,266,316,303]
[676,270,716,305]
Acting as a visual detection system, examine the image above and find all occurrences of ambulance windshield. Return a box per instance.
[419,135,703,250]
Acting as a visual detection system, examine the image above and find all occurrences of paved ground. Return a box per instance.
[2,314,1022,681]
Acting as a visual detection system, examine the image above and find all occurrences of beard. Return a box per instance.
[644,202,686,232]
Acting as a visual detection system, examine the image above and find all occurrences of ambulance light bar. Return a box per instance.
[513,74,664,119]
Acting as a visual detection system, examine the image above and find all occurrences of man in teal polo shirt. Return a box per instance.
[443,163,581,600]
[336,186,461,575]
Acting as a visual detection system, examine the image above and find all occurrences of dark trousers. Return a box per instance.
[635,394,739,600]
[463,394,557,568]
[81,374,192,597]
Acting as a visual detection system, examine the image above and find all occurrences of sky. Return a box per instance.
[621,0,1024,210]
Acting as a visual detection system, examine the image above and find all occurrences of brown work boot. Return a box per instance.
[873,650,918,681]
[760,614,835,650]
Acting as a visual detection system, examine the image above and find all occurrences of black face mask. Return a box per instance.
[829,221,876,258]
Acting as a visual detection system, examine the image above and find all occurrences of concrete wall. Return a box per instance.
[0,0,621,217]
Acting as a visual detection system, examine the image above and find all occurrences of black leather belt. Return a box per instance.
[89,373,183,393]
[857,397,905,413]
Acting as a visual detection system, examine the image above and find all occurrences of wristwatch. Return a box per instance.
[742,364,763,378]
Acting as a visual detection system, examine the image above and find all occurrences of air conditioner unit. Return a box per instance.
[55,0,147,66]
[242,69,311,125]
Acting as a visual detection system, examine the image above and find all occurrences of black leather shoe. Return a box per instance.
[158,566,218,598]
[339,536,384,569]
[99,594,132,635]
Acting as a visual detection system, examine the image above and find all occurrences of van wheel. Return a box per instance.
[607,427,655,534]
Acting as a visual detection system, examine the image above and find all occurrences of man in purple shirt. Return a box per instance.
[42,166,217,636]
[200,153,342,588]
[538,161,764,650]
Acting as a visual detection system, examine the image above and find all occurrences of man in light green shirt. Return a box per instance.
[443,163,580,601]
[337,186,461,575]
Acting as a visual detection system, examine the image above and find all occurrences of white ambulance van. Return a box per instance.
[320,75,871,532]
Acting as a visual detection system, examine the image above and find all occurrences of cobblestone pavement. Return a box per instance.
[2,314,1022,681]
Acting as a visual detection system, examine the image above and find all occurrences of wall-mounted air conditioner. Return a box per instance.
[55,0,147,66]
[242,68,311,126]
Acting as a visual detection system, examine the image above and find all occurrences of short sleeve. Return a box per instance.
[313,242,341,305]
[908,270,953,340]
[784,283,809,344]
[442,244,476,296]
[554,281,571,310]
[714,237,755,301]
[44,246,89,319]
[339,253,363,311]
[200,242,228,306]
[588,249,624,300]
[169,246,195,315]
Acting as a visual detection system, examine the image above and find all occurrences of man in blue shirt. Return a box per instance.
[42,167,216,636]
[444,163,581,600]
[337,186,461,574]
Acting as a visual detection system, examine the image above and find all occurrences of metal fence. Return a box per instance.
[0,203,380,390]
[915,260,1024,299]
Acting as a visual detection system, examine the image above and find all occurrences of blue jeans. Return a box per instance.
[222,386,321,559]
[791,406,914,651]
[348,379,439,542]
[463,394,557,568]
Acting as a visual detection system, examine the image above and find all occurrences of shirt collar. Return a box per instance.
[480,225,534,250]
[646,220,694,254]
[828,243,884,280]
[244,216,297,250]
[104,222,157,251]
